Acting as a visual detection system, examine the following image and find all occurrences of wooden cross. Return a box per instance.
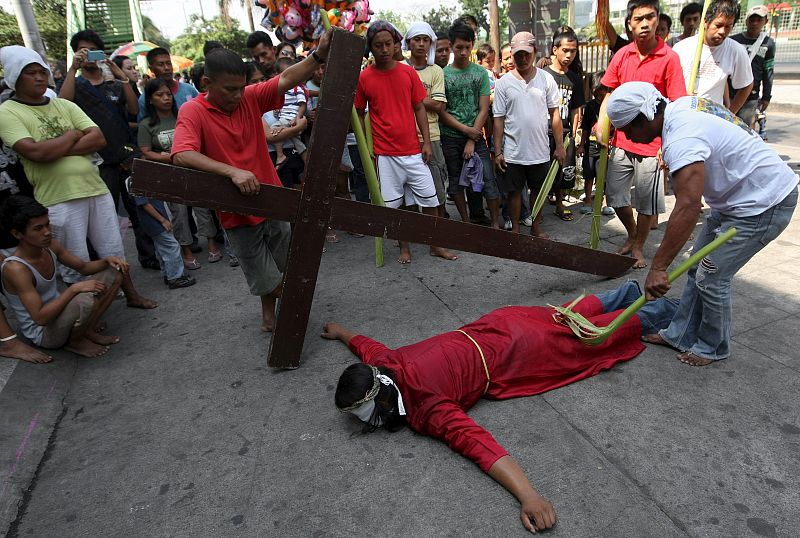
[131,31,634,369]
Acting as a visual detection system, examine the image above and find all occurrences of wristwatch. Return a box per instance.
[310,49,325,64]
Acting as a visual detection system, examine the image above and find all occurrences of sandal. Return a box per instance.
[184,259,201,270]
[208,250,223,263]
[579,205,592,215]
[554,208,574,221]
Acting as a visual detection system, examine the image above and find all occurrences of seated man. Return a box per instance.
[0,196,125,358]
[325,281,679,532]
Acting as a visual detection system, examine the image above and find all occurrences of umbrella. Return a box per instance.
[171,55,194,72]
[110,41,160,58]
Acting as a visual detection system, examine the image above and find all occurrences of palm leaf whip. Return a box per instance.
[551,227,737,346]
[687,0,714,95]
[322,13,386,267]
[529,135,572,221]
[589,111,611,249]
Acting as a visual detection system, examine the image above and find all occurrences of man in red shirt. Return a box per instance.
[171,39,331,332]
[355,21,457,264]
[601,0,686,268]
[325,280,679,532]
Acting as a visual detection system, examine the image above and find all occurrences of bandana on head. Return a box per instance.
[606,81,668,128]
[403,21,437,66]
[365,21,403,58]
[0,45,51,91]
[337,365,406,419]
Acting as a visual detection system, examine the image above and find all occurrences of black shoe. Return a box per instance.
[140,259,161,270]
[167,275,196,289]
[469,215,492,226]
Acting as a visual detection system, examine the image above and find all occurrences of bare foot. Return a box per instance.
[65,337,109,358]
[616,239,634,256]
[430,247,458,261]
[398,245,412,264]
[641,333,673,348]
[260,317,275,333]
[94,321,107,333]
[0,339,52,363]
[126,296,158,309]
[86,331,120,346]
[631,249,647,269]
[676,351,714,367]
[325,229,339,243]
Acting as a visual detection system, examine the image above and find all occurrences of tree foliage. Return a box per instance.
[374,10,411,34]
[143,16,171,49]
[171,15,249,62]
[0,0,67,61]
[422,6,455,36]
[457,0,509,42]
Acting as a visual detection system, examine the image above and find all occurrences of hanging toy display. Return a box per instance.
[255,0,372,45]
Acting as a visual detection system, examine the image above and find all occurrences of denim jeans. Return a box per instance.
[152,230,185,281]
[596,281,679,335]
[348,144,370,203]
[660,186,798,361]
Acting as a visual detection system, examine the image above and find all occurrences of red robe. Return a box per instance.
[347,296,644,473]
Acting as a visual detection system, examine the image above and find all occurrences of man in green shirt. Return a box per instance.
[440,23,502,229]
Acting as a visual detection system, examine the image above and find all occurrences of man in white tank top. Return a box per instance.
[1,196,125,357]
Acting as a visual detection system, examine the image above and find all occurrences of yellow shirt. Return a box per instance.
[407,62,447,142]
[0,98,108,207]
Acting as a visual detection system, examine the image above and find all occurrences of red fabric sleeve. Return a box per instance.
[421,400,509,473]
[409,69,426,106]
[252,76,284,114]
[664,54,688,100]
[347,335,391,365]
[170,103,203,159]
[601,53,622,90]
[564,294,605,318]
[354,72,367,111]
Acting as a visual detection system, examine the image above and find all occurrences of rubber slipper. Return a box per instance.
[554,209,574,221]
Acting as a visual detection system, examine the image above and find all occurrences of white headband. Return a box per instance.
[607,81,667,128]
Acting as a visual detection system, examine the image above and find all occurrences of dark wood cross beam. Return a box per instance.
[132,31,635,369]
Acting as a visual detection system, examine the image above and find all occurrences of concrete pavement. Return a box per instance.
[1,138,799,536]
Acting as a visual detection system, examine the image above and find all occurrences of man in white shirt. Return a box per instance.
[607,82,798,367]
[493,32,564,238]
[673,0,753,113]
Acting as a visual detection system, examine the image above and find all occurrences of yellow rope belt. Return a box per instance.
[454,329,491,395]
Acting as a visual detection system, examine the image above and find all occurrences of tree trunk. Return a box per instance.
[489,0,501,75]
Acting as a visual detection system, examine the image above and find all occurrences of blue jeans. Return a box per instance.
[660,186,798,361]
[153,230,185,281]
[348,144,370,203]
[596,281,679,335]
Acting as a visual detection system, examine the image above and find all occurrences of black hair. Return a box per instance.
[705,0,741,24]
[277,42,297,58]
[190,62,205,90]
[143,77,176,127]
[69,29,104,52]
[245,61,261,82]
[335,364,407,434]
[448,22,475,44]
[0,195,48,237]
[146,47,171,66]
[204,48,247,79]
[203,41,224,56]
[552,27,584,77]
[436,32,449,42]
[659,13,673,30]
[455,14,479,28]
[476,43,495,62]
[274,57,295,74]
[111,55,128,70]
[626,0,660,20]
[680,2,703,23]
[246,30,274,50]
[591,70,606,92]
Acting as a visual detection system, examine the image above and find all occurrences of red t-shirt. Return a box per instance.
[602,38,687,156]
[171,78,284,229]
[347,295,644,473]
[354,62,426,157]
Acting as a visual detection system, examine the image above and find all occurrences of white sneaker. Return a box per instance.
[519,216,533,227]
[503,218,512,230]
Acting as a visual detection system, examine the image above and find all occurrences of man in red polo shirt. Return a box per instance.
[171,35,331,332]
[601,0,686,269]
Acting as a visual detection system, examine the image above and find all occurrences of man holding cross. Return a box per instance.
[170,33,333,332]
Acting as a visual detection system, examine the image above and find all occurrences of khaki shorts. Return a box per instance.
[424,140,447,206]
[39,268,118,349]
[226,220,290,296]
[605,147,665,216]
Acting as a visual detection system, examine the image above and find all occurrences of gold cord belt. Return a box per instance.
[455,330,490,395]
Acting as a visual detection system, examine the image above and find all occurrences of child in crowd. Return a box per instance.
[579,72,614,216]
[272,57,308,168]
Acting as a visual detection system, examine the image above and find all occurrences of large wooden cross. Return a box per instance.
[131,31,634,369]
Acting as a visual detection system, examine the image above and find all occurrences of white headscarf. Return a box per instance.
[403,21,437,66]
[0,45,51,91]
[606,81,668,128]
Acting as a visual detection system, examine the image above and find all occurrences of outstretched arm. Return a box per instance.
[489,456,557,533]
[321,322,358,346]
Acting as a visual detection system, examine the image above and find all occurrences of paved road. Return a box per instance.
[1,128,799,537]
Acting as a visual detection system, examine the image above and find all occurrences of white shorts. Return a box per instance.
[376,154,439,209]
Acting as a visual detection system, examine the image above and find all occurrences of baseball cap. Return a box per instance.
[510,32,536,54]
[746,5,769,19]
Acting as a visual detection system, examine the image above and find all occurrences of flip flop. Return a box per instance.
[579,206,592,215]
[554,209,574,221]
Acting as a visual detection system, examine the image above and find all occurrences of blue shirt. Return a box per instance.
[134,196,170,237]
[137,81,198,121]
